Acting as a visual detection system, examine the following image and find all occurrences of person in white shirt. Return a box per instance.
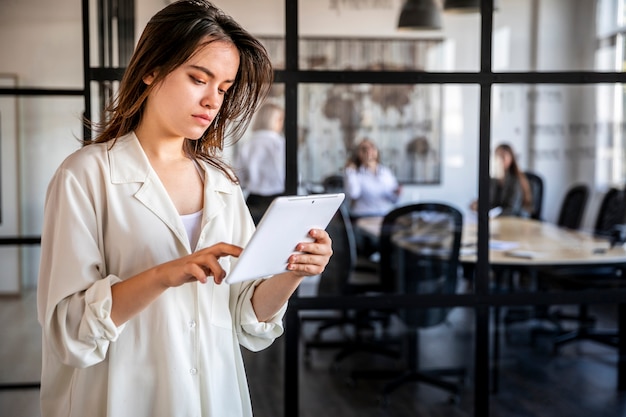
[344,139,400,218]
[235,102,285,223]
[344,138,400,257]
[36,2,332,416]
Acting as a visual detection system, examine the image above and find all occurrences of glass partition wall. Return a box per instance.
[74,0,626,416]
[2,0,626,416]
[261,1,625,416]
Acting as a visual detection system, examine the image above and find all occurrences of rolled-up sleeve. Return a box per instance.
[232,279,286,352]
[38,165,125,368]
[78,276,124,347]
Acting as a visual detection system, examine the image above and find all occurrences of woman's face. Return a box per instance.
[492,148,513,178]
[140,40,240,141]
[497,149,513,169]
[357,141,379,164]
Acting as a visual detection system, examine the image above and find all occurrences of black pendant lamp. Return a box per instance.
[444,0,497,13]
[397,0,442,31]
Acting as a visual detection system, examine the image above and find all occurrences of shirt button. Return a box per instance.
[190,368,197,375]
[189,320,196,328]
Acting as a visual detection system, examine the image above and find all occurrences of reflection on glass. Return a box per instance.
[493,0,624,72]
[297,83,442,188]
[257,36,443,71]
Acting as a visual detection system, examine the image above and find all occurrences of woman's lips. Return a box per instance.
[193,114,212,126]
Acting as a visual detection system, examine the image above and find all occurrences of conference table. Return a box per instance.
[356,215,626,390]
[357,215,626,266]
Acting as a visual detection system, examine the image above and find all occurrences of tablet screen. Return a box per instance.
[225,193,345,284]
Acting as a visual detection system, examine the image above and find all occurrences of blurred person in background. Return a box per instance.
[471,142,533,217]
[235,102,285,224]
[344,138,400,257]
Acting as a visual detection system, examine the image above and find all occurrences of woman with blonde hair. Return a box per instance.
[344,138,400,257]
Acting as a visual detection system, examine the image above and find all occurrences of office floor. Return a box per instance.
[2,289,626,417]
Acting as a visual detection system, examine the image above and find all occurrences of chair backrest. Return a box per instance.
[322,174,344,193]
[378,203,463,328]
[594,187,626,238]
[524,171,544,220]
[316,204,357,296]
[557,184,590,230]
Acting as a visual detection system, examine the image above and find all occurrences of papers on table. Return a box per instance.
[504,250,547,259]
[460,240,520,256]
[488,206,503,218]
[489,240,520,251]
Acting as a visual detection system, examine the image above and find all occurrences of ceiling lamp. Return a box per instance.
[397,0,442,31]
[443,0,497,13]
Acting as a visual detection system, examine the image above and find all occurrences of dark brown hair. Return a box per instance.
[88,0,273,182]
[495,143,533,210]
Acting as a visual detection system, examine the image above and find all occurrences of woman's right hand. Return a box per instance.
[161,243,243,287]
[110,242,243,325]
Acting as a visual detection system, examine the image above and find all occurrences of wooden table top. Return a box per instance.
[356,215,626,267]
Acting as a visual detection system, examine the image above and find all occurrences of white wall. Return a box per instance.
[0,0,84,291]
[0,0,604,290]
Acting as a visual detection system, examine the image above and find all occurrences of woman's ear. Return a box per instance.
[143,71,157,85]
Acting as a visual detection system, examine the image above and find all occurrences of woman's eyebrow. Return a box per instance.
[189,64,236,84]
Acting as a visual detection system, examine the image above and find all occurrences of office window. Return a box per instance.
[494,1,600,72]
[594,0,626,185]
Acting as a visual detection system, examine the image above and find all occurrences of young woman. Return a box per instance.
[489,143,534,217]
[36,2,332,416]
[471,143,533,217]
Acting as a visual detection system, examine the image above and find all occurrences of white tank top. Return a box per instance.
[181,210,203,250]
[180,161,204,250]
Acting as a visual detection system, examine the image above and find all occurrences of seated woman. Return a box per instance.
[471,143,533,217]
[344,138,400,257]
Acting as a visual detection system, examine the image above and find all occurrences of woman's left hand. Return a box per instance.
[286,229,333,277]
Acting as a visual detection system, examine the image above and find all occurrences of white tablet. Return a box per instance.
[225,193,345,284]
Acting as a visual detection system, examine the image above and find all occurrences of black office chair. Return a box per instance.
[322,174,344,193]
[504,184,589,334]
[524,171,544,220]
[347,203,466,403]
[535,187,626,353]
[556,184,590,230]
[301,204,382,365]
[593,187,626,239]
[503,183,590,338]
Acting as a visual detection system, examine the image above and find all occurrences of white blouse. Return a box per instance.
[344,164,399,217]
[37,132,286,417]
